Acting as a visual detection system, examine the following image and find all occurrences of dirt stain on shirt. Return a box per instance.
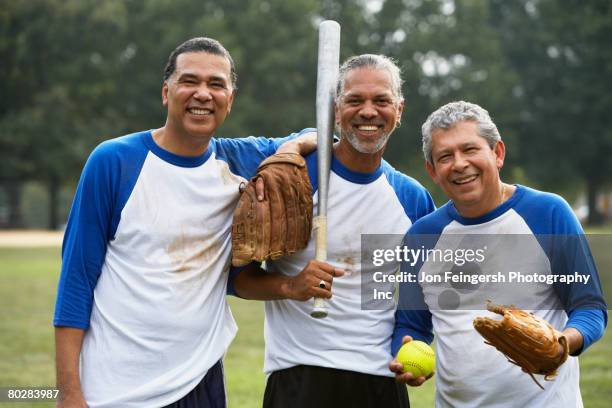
[218,160,245,187]
[167,232,220,274]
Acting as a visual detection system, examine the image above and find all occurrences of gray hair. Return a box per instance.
[421,101,501,164]
[336,54,403,104]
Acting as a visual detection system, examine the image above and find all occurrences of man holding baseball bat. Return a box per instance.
[53,37,317,408]
[390,101,607,406]
[231,54,435,408]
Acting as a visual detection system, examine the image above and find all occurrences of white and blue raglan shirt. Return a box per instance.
[394,185,607,408]
[54,129,311,408]
[261,152,435,377]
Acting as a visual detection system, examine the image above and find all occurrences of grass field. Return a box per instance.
[0,244,610,407]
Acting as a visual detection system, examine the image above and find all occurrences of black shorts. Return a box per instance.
[163,360,226,408]
[263,365,409,408]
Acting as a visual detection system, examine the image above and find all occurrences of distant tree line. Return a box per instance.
[1,0,610,228]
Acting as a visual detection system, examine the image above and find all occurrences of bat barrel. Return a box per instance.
[315,20,340,219]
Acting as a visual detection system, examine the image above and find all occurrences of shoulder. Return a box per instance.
[380,160,435,221]
[512,185,582,234]
[88,131,149,164]
[517,185,571,210]
[79,131,151,195]
[380,160,429,195]
[409,202,454,235]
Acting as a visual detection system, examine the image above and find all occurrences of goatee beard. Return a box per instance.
[341,127,391,154]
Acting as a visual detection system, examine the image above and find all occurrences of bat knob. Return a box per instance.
[311,308,328,318]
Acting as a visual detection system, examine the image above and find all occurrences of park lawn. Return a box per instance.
[0,246,609,407]
[0,248,58,408]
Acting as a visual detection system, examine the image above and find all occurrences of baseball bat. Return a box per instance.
[311,20,340,319]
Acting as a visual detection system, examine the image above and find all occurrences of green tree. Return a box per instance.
[0,0,130,228]
[491,0,612,224]
[358,0,520,202]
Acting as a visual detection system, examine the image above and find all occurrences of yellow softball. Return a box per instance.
[396,340,435,378]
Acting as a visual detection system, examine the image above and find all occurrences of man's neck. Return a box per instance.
[333,141,383,173]
[455,182,516,219]
[152,125,211,157]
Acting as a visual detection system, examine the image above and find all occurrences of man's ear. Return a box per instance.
[334,102,341,126]
[162,81,169,107]
[494,140,506,169]
[396,98,405,126]
[425,160,438,183]
[226,89,236,115]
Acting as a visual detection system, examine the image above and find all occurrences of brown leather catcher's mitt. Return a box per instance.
[473,301,569,389]
[231,152,313,267]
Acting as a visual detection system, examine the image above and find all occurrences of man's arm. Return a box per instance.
[562,327,584,355]
[275,131,317,155]
[390,241,435,387]
[543,201,608,355]
[233,260,344,301]
[214,128,318,180]
[55,327,87,407]
[564,309,607,355]
[54,143,121,407]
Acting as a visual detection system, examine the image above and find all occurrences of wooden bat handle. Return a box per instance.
[311,216,328,318]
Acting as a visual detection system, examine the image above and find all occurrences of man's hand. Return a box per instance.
[276,131,317,155]
[233,261,343,301]
[389,336,434,387]
[283,260,345,301]
[57,392,88,408]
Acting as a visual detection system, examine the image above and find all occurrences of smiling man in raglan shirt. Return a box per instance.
[390,100,607,407]
[230,54,436,408]
[53,37,316,408]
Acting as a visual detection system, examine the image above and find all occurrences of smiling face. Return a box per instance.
[426,120,506,217]
[335,67,404,155]
[162,51,235,144]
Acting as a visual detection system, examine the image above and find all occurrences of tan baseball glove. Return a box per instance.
[231,152,313,267]
[473,300,569,389]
